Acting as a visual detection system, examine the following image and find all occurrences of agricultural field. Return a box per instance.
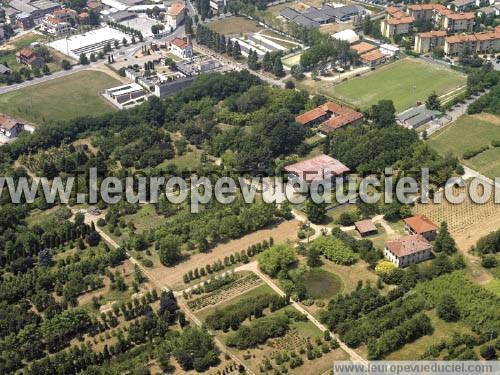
[192,279,350,374]
[308,58,466,111]
[0,70,119,125]
[207,17,263,35]
[428,113,500,179]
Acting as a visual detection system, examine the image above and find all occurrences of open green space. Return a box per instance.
[207,16,262,35]
[0,70,119,125]
[303,268,342,299]
[324,58,466,111]
[428,113,500,179]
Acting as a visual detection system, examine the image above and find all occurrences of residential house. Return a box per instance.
[169,37,193,59]
[384,235,433,267]
[380,13,415,39]
[16,48,43,68]
[403,214,438,241]
[448,0,476,12]
[53,8,78,25]
[284,154,350,185]
[414,30,447,53]
[40,15,71,36]
[350,41,377,55]
[443,12,475,33]
[295,101,363,133]
[355,219,377,237]
[166,2,186,30]
[0,114,24,138]
[359,49,387,66]
[477,6,496,17]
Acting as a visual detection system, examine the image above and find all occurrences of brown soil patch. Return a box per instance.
[146,219,300,289]
[473,112,500,126]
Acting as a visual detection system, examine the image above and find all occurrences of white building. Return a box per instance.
[169,37,193,58]
[166,2,185,30]
[40,15,71,36]
[384,234,432,268]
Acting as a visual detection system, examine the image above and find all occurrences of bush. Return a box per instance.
[463,145,489,159]
[375,260,396,277]
[481,255,498,268]
[480,344,497,360]
[309,236,357,265]
[142,259,153,268]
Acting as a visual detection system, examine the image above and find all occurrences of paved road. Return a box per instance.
[236,261,368,365]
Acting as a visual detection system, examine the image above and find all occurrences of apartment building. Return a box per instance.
[444,27,500,55]
[414,30,447,53]
[380,8,415,39]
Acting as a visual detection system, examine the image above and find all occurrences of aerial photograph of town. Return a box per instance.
[0,0,499,373]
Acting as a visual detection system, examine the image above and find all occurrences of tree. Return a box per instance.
[172,328,218,372]
[432,47,445,59]
[273,58,285,77]
[436,294,460,322]
[291,64,304,80]
[369,100,396,127]
[38,248,53,267]
[481,254,497,268]
[247,49,259,70]
[285,80,295,89]
[42,64,50,75]
[305,198,326,224]
[307,247,322,267]
[434,222,456,254]
[480,344,497,360]
[79,53,89,65]
[258,244,297,277]
[426,91,441,110]
[185,15,193,35]
[158,235,182,266]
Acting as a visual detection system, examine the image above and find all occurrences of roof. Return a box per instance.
[320,111,363,132]
[403,215,438,234]
[320,4,362,18]
[284,154,350,182]
[407,3,446,11]
[0,114,22,130]
[295,106,327,125]
[279,7,301,19]
[302,7,332,22]
[16,48,36,58]
[9,0,36,13]
[386,16,415,25]
[292,13,320,28]
[450,0,475,7]
[478,6,496,14]
[445,30,499,44]
[171,37,188,48]
[360,49,386,62]
[0,64,11,74]
[447,12,475,20]
[31,0,60,11]
[54,8,76,15]
[350,41,377,55]
[332,29,359,44]
[417,30,447,38]
[355,219,377,234]
[385,234,432,257]
[386,6,407,19]
[168,2,186,16]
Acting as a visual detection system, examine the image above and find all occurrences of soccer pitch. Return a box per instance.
[329,58,466,111]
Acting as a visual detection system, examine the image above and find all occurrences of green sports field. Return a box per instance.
[428,113,500,179]
[0,70,120,126]
[330,58,466,111]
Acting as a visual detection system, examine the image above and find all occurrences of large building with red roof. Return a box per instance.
[384,234,432,268]
[295,101,363,134]
[284,154,350,184]
[404,214,438,241]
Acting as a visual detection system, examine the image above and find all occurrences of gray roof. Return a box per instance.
[0,64,11,74]
[4,7,20,16]
[397,105,440,128]
[9,0,36,13]
[108,11,137,22]
[302,7,332,22]
[279,7,301,20]
[450,0,475,6]
[321,4,362,18]
[31,0,60,10]
[478,6,495,14]
[291,14,320,28]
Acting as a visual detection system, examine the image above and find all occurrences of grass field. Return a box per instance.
[0,70,119,125]
[207,17,262,35]
[428,113,500,179]
[322,58,466,111]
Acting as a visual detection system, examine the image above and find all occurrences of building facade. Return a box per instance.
[384,235,433,268]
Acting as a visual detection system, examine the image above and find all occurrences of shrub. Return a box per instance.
[375,260,396,277]
[463,145,488,159]
[481,255,498,268]
[309,236,357,265]
[142,259,153,268]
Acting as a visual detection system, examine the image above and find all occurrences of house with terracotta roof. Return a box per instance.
[16,48,43,68]
[444,28,500,55]
[384,234,432,267]
[350,41,377,55]
[40,15,71,36]
[359,49,387,66]
[355,219,377,237]
[414,30,447,53]
[295,101,363,133]
[381,14,415,39]
[0,114,24,139]
[284,154,350,184]
[403,214,438,241]
[166,2,186,30]
[169,37,193,59]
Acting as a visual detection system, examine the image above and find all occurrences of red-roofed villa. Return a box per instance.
[284,154,350,184]
[384,234,432,267]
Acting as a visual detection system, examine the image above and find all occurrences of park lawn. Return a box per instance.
[207,17,262,35]
[327,58,466,111]
[320,258,378,294]
[0,70,119,126]
[428,113,500,179]
[386,311,473,360]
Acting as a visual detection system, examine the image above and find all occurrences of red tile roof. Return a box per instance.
[385,234,432,257]
[319,111,363,132]
[418,30,447,38]
[168,2,185,16]
[295,101,364,132]
[386,6,408,19]
[447,11,475,20]
[403,215,438,234]
[284,154,350,183]
[0,114,22,130]
[360,49,386,62]
[407,3,446,11]
[295,106,328,125]
[171,37,188,48]
[350,41,377,55]
[355,219,377,234]
[16,48,36,58]
[386,16,415,25]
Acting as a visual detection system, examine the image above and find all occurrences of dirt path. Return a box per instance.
[237,261,368,365]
